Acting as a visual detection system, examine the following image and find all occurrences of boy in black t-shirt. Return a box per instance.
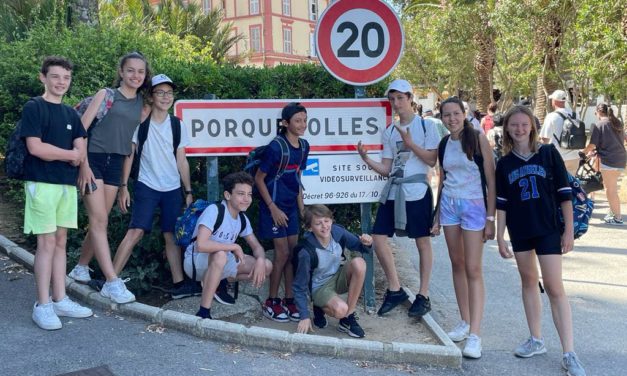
[21,56,93,330]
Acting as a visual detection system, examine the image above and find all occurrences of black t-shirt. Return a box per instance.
[496,145,572,240]
[19,97,87,185]
[589,119,626,168]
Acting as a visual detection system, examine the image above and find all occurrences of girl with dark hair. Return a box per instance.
[582,103,626,225]
[431,97,495,359]
[68,52,152,304]
[496,105,586,376]
[256,102,310,323]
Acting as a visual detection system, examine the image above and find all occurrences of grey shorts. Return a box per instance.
[184,250,240,282]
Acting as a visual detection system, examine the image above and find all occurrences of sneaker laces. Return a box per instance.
[564,352,583,368]
[452,321,468,333]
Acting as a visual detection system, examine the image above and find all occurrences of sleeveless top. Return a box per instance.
[442,138,484,199]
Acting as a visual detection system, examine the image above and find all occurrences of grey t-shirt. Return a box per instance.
[589,119,626,168]
[88,90,143,155]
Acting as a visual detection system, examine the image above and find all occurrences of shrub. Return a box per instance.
[0,21,387,294]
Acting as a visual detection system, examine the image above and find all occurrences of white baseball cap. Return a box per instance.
[385,79,413,96]
[548,89,568,102]
[151,74,176,89]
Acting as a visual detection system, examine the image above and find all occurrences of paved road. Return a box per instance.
[402,192,627,376]
[1,193,624,375]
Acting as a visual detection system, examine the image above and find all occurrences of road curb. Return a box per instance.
[0,234,461,367]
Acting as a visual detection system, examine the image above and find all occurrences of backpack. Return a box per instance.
[175,200,247,281]
[74,87,116,131]
[540,145,594,239]
[292,225,350,295]
[174,200,246,249]
[5,97,49,180]
[130,114,182,181]
[244,135,306,201]
[554,112,586,149]
[493,130,504,162]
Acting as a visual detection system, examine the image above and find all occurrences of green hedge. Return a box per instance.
[0,21,387,293]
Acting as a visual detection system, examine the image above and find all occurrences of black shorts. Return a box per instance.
[88,152,125,187]
[511,231,562,255]
[372,189,433,239]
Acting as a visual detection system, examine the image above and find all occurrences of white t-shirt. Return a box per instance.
[132,114,190,191]
[381,116,440,201]
[468,116,484,134]
[184,201,253,259]
[539,108,579,161]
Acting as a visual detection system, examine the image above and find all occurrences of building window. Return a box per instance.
[222,0,227,17]
[202,0,211,14]
[249,0,259,15]
[250,26,261,52]
[282,0,291,16]
[309,0,318,21]
[283,27,292,54]
[309,33,316,57]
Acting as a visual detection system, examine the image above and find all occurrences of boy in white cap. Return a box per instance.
[540,89,580,174]
[112,74,199,298]
[356,79,440,318]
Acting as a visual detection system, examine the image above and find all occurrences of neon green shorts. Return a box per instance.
[24,181,78,234]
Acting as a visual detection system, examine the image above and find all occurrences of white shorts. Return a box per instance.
[184,250,239,282]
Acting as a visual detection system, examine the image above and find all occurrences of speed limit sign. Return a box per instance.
[315,0,404,86]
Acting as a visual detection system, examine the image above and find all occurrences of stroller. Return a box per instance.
[575,152,604,193]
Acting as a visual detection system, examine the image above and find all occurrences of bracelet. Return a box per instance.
[120,184,127,187]
[184,190,192,195]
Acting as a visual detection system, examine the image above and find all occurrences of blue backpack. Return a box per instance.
[174,200,245,249]
[541,145,594,239]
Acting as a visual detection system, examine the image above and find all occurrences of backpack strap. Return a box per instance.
[136,114,151,159]
[170,115,181,156]
[268,136,291,202]
[238,212,246,236]
[192,202,225,282]
[33,96,51,139]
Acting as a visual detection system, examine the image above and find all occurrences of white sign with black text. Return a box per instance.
[302,153,387,205]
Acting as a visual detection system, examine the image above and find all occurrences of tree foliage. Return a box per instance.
[396,0,627,116]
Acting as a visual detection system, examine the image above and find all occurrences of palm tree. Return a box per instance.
[68,0,99,26]
[0,0,62,41]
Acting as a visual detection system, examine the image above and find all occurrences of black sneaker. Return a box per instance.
[170,280,202,299]
[408,294,431,318]
[195,307,212,320]
[377,288,409,316]
[214,278,235,305]
[87,278,105,292]
[338,312,365,338]
[312,305,327,329]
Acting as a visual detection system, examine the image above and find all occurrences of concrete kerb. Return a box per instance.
[0,235,461,367]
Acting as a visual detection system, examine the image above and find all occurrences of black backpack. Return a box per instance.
[130,114,182,181]
[554,112,586,149]
[5,97,49,180]
[292,227,350,294]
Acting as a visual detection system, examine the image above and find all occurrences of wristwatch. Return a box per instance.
[486,216,495,222]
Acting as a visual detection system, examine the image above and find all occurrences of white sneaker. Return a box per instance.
[52,296,93,318]
[462,334,482,359]
[32,302,62,330]
[100,278,135,304]
[447,320,470,342]
[68,264,91,283]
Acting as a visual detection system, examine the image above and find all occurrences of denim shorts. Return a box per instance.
[88,152,125,187]
[600,163,624,172]
[439,193,486,231]
[129,181,182,233]
[511,231,561,255]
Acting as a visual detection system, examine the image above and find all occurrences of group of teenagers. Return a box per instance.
[21,54,592,375]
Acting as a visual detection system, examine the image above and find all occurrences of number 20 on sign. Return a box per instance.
[315,0,404,86]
